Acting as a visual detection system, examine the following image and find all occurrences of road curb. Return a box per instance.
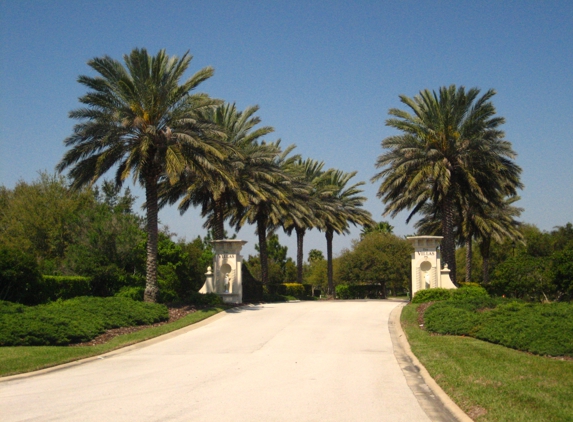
[389,304,473,422]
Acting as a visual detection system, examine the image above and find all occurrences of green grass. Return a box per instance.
[401,304,573,421]
[0,307,224,377]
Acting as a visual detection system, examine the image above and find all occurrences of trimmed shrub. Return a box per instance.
[0,297,168,346]
[302,284,313,297]
[38,276,92,303]
[335,284,384,299]
[185,292,223,306]
[412,288,452,303]
[424,302,481,335]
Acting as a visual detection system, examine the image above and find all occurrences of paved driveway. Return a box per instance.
[1,301,433,421]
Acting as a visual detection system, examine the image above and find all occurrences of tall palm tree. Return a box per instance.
[318,170,373,296]
[229,141,301,284]
[372,85,522,284]
[159,103,274,240]
[282,158,329,284]
[57,48,224,302]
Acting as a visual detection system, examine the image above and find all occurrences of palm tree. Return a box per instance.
[57,48,224,302]
[229,141,301,284]
[318,170,373,296]
[361,221,394,238]
[282,158,329,283]
[159,103,274,240]
[372,85,522,284]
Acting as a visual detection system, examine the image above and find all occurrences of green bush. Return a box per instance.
[302,283,313,297]
[0,297,168,346]
[336,284,351,299]
[450,286,489,301]
[185,292,223,306]
[335,284,384,299]
[282,283,305,298]
[0,247,42,305]
[412,288,452,303]
[423,302,480,335]
[422,299,573,357]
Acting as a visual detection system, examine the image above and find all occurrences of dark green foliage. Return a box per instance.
[115,286,144,301]
[0,297,168,346]
[184,292,223,306]
[39,276,91,302]
[412,288,452,303]
[335,284,384,299]
[242,263,263,302]
[422,298,573,356]
[0,247,42,305]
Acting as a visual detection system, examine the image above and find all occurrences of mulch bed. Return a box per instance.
[69,304,200,347]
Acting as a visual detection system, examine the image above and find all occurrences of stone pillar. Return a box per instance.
[211,240,247,304]
[407,236,456,297]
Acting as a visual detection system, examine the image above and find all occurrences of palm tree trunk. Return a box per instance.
[213,198,225,240]
[441,197,457,285]
[326,229,334,297]
[465,237,472,283]
[257,216,269,285]
[480,237,491,284]
[296,227,305,284]
[144,177,159,302]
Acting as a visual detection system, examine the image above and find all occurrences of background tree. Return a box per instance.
[57,48,224,302]
[373,85,522,284]
[318,169,373,296]
[337,232,412,296]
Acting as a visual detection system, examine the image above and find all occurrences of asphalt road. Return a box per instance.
[1,301,435,421]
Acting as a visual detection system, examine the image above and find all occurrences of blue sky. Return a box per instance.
[1,1,572,259]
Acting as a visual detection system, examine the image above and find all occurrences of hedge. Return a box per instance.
[335,284,384,299]
[422,298,573,357]
[0,297,169,346]
[37,276,92,303]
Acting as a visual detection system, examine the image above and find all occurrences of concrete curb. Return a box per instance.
[0,307,235,383]
[389,304,473,422]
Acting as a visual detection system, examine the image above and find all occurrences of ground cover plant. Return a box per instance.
[0,306,224,377]
[401,303,573,421]
[0,297,169,346]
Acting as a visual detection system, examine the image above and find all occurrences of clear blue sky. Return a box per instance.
[1,0,572,259]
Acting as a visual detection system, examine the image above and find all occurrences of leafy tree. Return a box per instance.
[373,85,522,284]
[57,48,224,302]
[0,173,94,273]
[337,233,412,296]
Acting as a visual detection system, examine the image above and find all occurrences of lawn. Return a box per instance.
[401,303,573,421]
[0,307,224,377]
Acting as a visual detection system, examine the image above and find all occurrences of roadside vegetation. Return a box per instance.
[402,301,573,421]
[0,306,224,377]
